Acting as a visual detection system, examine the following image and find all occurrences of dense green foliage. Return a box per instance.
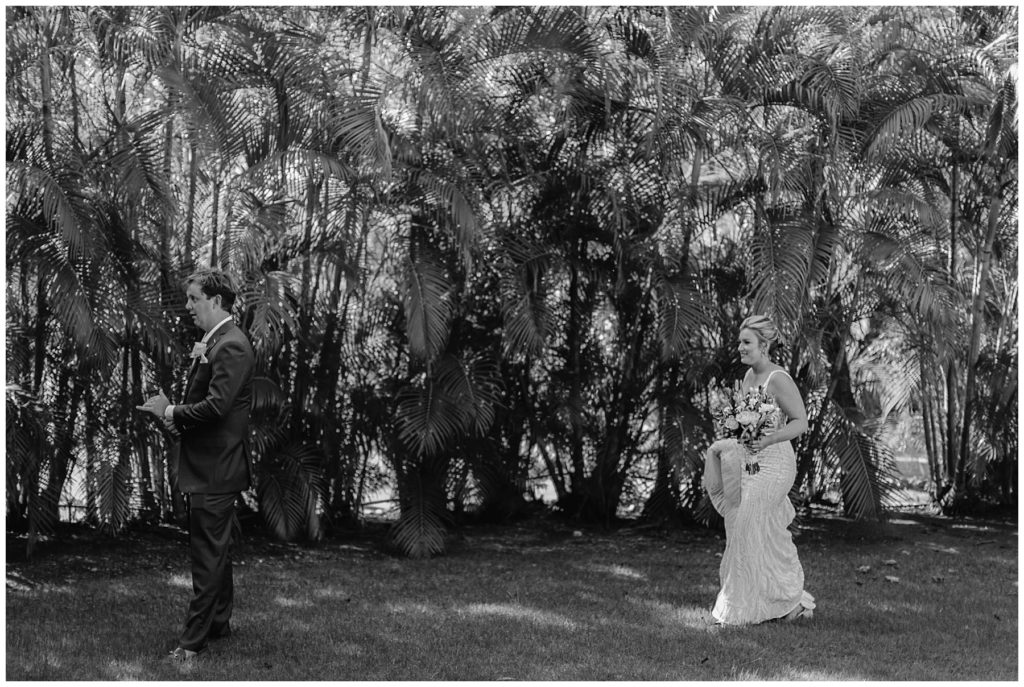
[6,6,1017,556]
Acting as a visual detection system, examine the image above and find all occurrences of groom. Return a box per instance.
[137,268,254,661]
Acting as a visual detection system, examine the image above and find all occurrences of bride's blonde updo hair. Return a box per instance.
[740,314,781,352]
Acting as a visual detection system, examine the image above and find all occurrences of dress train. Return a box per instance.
[703,438,815,625]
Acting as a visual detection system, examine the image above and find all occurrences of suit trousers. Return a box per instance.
[180,492,239,651]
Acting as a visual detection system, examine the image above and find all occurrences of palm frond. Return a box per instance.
[7,162,90,262]
[473,6,601,66]
[865,188,945,231]
[86,431,135,535]
[748,211,814,335]
[256,441,325,541]
[395,378,463,457]
[863,93,970,157]
[6,385,53,541]
[391,465,447,558]
[818,400,901,520]
[434,354,503,435]
[241,270,300,365]
[403,254,453,364]
[887,245,958,328]
[107,108,176,213]
[499,235,553,357]
[328,86,392,177]
[407,169,480,268]
[655,278,711,360]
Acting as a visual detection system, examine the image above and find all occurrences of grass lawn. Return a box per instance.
[6,511,1017,681]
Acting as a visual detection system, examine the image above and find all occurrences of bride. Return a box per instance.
[702,314,815,625]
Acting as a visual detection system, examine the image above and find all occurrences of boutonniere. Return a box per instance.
[190,342,208,364]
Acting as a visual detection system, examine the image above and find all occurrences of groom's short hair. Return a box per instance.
[186,268,240,311]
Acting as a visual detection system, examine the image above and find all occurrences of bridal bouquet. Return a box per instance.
[709,381,781,474]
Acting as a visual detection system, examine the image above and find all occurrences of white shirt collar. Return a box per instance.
[201,315,234,344]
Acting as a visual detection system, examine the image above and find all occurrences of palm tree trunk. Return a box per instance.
[17,267,32,380]
[291,175,321,431]
[329,14,376,520]
[209,175,220,267]
[37,9,55,166]
[42,365,84,525]
[185,139,198,271]
[797,322,848,494]
[33,9,56,397]
[32,280,47,396]
[955,191,1004,497]
[159,118,176,391]
[325,184,360,518]
[942,359,958,499]
[130,336,158,518]
[919,352,941,500]
[566,248,586,499]
[642,365,682,523]
[942,159,961,502]
[678,145,702,276]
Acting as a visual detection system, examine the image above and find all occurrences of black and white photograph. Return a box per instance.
[6,4,1017,681]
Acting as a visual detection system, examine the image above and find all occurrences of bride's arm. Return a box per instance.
[751,373,808,450]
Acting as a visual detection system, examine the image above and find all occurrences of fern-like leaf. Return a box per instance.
[395,379,462,457]
[256,441,325,541]
[863,93,970,157]
[655,278,710,360]
[391,466,447,558]
[748,212,814,335]
[404,255,454,364]
[819,401,901,520]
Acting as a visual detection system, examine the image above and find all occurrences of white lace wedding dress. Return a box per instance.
[703,411,815,624]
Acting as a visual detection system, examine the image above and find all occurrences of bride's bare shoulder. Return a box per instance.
[767,366,797,390]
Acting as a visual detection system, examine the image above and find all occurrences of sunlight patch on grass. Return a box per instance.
[24,651,65,671]
[626,596,716,631]
[385,600,436,615]
[10,582,76,595]
[460,602,580,630]
[887,518,923,526]
[573,589,607,604]
[740,666,869,680]
[949,522,1003,532]
[106,581,140,596]
[104,659,146,681]
[167,658,201,678]
[579,562,648,580]
[865,599,929,614]
[166,573,191,589]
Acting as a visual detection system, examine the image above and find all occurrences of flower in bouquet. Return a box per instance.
[735,410,761,427]
[709,381,781,474]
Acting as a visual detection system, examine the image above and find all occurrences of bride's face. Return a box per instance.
[737,328,762,365]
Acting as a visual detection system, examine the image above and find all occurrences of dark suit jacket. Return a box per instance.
[172,321,255,494]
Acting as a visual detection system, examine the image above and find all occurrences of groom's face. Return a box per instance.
[185,282,223,333]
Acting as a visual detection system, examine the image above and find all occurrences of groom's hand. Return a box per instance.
[162,416,181,438]
[136,391,170,419]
